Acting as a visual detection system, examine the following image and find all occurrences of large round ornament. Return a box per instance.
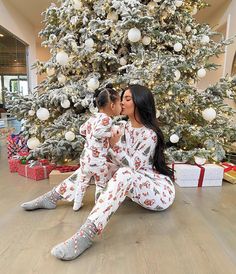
[27,137,40,150]
[197,68,206,78]
[174,42,183,52]
[73,0,83,10]
[56,51,69,66]
[87,78,100,90]
[36,108,50,121]
[202,108,216,122]
[61,100,71,109]
[128,28,141,43]
[120,57,127,66]
[201,35,210,45]
[65,131,75,141]
[170,134,180,143]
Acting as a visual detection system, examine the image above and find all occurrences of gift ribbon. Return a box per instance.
[172,163,206,187]
[220,162,236,173]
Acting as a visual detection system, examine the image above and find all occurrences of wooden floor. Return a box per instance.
[1,140,236,274]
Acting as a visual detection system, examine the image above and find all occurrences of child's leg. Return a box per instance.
[93,163,113,202]
[73,169,92,211]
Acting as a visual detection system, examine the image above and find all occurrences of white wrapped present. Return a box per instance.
[171,163,224,187]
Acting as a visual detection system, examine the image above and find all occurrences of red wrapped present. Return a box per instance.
[8,157,20,173]
[18,163,55,181]
[7,134,28,159]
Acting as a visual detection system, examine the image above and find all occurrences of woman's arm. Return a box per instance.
[109,128,157,170]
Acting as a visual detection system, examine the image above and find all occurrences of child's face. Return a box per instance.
[111,97,122,116]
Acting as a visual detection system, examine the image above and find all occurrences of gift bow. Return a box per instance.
[221,162,236,173]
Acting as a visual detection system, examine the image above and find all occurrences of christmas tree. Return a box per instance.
[6,0,236,164]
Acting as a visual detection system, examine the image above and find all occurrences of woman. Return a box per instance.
[49,84,175,260]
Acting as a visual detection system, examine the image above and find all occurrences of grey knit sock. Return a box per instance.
[51,219,98,260]
[21,188,62,210]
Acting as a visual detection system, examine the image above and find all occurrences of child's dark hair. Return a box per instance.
[93,84,119,108]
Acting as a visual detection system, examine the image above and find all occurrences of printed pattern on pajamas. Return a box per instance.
[55,112,114,207]
[87,121,175,234]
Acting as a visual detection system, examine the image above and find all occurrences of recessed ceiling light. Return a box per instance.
[0,34,4,37]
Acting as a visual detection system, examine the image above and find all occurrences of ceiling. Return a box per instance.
[5,0,231,27]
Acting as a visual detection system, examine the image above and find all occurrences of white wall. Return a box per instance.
[0,0,37,92]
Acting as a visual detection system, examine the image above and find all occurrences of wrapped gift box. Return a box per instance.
[8,158,20,173]
[18,163,55,181]
[7,134,28,158]
[49,170,75,186]
[171,163,224,187]
[220,162,236,184]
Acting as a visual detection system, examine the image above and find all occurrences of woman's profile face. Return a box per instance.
[121,89,135,117]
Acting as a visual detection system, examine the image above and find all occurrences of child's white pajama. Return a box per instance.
[63,112,113,210]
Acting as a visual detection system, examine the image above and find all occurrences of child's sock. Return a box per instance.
[51,219,97,260]
[21,188,62,210]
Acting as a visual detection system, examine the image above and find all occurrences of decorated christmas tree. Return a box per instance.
[6,0,236,164]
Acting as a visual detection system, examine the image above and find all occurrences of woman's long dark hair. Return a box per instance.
[122,84,173,178]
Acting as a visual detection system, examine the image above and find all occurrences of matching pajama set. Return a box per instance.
[55,120,175,234]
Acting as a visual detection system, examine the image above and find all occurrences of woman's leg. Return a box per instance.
[51,168,175,260]
[51,167,135,260]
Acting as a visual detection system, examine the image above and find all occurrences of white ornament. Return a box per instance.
[27,137,40,150]
[194,156,206,165]
[70,16,78,25]
[65,131,75,141]
[202,108,217,122]
[128,28,141,43]
[46,67,55,77]
[85,38,94,48]
[201,35,210,45]
[56,51,69,66]
[175,0,183,7]
[156,110,161,118]
[174,42,183,52]
[142,36,151,45]
[61,99,70,109]
[170,134,180,143]
[191,6,198,15]
[107,11,118,21]
[36,108,50,121]
[28,110,35,116]
[57,74,67,84]
[174,70,181,81]
[120,57,127,66]
[185,25,191,32]
[87,78,100,91]
[197,68,206,78]
[154,0,161,2]
[73,0,82,10]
